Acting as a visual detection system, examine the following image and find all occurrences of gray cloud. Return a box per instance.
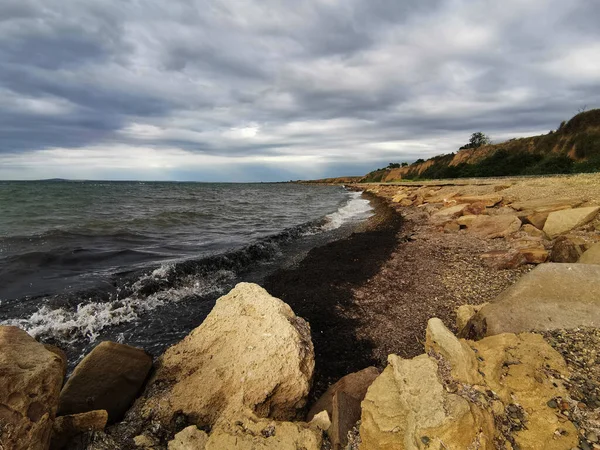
[0,0,599,180]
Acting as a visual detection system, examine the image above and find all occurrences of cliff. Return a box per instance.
[362,108,600,182]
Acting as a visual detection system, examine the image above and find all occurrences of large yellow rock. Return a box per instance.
[360,353,494,450]
[454,194,503,207]
[0,326,64,450]
[138,283,314,428]
[543,206,600,238]
[360,319,578,450]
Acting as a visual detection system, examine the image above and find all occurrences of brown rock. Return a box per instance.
[50,410,108,450]
[470,215,522,239]
[543,206,600,238]
[307,367,379,450]
[480,250,526,269]
[398,198,413,207]
[307,367,379,421]
[443,221,460,232]
[463,201,488,215]
[430,204,468,223]
[135,283,314,429]
[58,341,152,423]
[0,326,64,450]
[550,236,585,263]
[520,224,548,239]
[460,263,600,339]
[579,242,600,264]
[518,247,549,264]
[510,198,582,212]
[522,211,549,230]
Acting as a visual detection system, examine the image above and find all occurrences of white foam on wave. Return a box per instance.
[321,191,373,231]
[2,266,236,344]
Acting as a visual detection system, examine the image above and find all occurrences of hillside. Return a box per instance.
[362,109,600,182]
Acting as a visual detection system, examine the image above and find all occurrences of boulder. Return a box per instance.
[307,367,379,450]
[136,283,314,429]
[443,221,460,233]
[58,342,151,424]
[360,319,577,450]
[460,263,600,339]
[392,194,408,203]
[580,242,600,264]
[44,345,68,380]
[543,206,600,238]
[398,198,413,207]
[50,410,108,450]
[470,215,521,239]
[430,204,468,222]
[550,236,585,263]
[455,304,487,331]
[454,194,503,207]
[360,355,494,450]
[0,326,64,450]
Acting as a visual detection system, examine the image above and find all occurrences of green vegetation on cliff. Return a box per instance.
[363,109,600,182]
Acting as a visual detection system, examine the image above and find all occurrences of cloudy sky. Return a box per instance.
[1,0,599,181]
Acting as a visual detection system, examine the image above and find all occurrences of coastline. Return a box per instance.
[4,173,600,449]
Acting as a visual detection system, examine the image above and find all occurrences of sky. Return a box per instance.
[1,0,599,181]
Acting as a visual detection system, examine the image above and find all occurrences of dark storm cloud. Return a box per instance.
[1,0,600,180]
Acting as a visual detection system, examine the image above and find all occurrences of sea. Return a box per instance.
[0,180,372,366]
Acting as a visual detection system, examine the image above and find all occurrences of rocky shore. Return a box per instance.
[2,173,600,450]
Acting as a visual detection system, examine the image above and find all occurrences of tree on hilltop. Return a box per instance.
[460,132,491,150]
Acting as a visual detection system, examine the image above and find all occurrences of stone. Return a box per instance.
[201,412,324,450]
[392,194,408,203]
[543,206,600,238]
[510,198,582,212]
[456,304,487,331]
[457,214,477,228]
[518,247,549,264]
[136,283,314,429]
[425,318,482,385]
[522,211,549,230]
[443,221,460,232]
[0,326,64,450]
[58,341,152,423]
[520,224,548,239]
[50,410,108,450]
[463,201,488,215]
[579,242,600,265]
[359,353,495,450]
[307,367,379,421]
[470,215,522,239]
[330,392,361,450]
[454,194,503,207]
[430,204,468,222]
[307,367,379,450]
[460,263,600,339]
[480,250,526,269]
[550,236,585,263]
[398,199,413,207]
[360,320,578,450]
[168,426,209,450]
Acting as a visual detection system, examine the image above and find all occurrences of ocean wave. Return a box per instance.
[321,192,373,231]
